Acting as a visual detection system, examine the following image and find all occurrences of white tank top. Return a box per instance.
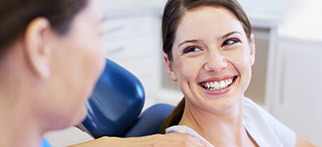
[166,97,296,147]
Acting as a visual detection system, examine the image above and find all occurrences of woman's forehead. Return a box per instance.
[175,6,244,40]
[181,6,239,27]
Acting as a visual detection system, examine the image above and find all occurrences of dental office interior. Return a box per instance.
[45,0,322,146]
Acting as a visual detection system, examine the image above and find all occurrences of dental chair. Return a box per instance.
[80,58,174,138]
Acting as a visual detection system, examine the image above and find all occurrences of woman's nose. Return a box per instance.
[204,50,227,73]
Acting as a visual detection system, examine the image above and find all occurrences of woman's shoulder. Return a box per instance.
[165,125,213,146]
[166,125,197,134]
[242,97,296,147]
[243,97,259,108]
[243,97,268,117]
[243,96,288,129]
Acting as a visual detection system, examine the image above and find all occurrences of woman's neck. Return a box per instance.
[0,79,45,147]
[0,104,44,147]
[179,97,253,146]
[0,45,49,147]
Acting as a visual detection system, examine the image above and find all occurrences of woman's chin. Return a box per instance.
[196,91,243,114]
[61,105,87,129]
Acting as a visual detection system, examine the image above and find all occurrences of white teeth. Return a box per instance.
[201,78,234,91]
[205,82,210,89]
[220,81,225,89]
[228,79,233,84]
[214,82,219,90]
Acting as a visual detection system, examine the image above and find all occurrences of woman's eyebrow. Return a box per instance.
[177,32,242,47]
[178,39,200,47]
[222,31,242,39]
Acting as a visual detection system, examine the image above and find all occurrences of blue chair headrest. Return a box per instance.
[82,58,145,138]
[123,103,174,137]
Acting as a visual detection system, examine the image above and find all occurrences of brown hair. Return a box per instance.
[0,0,87,57]
[160,0,252,133]
[160,98,185,134]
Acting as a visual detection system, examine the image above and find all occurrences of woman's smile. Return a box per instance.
[198,75,238,96]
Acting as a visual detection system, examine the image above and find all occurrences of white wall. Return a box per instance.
[100,0,167,10]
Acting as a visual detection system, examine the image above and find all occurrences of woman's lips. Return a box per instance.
[198,76,238,96]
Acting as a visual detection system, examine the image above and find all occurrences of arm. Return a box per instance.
[70,132,214,147]
[296,136,315,147]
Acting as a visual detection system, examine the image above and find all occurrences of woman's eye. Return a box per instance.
[183,46,201,54]
[222,38,240,46]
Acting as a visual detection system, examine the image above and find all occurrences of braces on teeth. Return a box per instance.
[202,79,233,91]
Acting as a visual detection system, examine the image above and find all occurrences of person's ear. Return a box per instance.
[23,17,51,79]
[249,33,255,66]
[163,53,177,81]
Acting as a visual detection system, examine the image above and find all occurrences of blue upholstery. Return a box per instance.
[82,58,174,138]
[82,59,145,138]
[123,103,174,137]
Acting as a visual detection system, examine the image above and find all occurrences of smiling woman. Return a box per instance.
[160,0,314,147]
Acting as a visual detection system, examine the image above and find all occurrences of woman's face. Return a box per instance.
[165,6,255,113]
[43,0,106,128]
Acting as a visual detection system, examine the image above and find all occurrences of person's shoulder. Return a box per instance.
[243,97,296,145]
[243,97,263,112]
[165,125,213,146]
[243,97,296,146]
[243,97,257,105]
[166,125,194,134]
[242,96,275,126]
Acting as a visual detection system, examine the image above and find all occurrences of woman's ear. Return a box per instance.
[163,53,177,81]
[249,33,256,66]
[23,17,51,79]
